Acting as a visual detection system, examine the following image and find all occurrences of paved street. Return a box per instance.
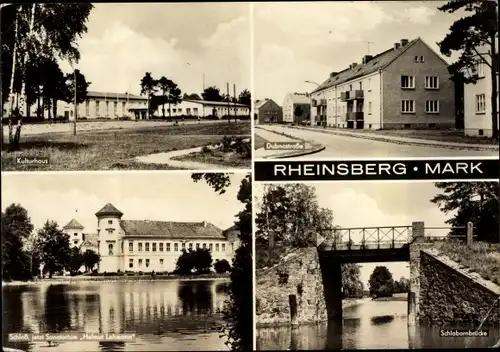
[258,125,498,158]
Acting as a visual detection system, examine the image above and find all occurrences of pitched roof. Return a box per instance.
[95,203,123,217]
[312,38,421,93]
[63,219,84,230]
[184,99,250,107]
[87,91,146,100]
[287,93,310,104]
[223,224,239,233]
[255,99,280,110]
[120,220,226,240]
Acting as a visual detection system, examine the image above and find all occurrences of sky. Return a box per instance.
[58,3,250,97]
[254,181,453,287]
[2,172,248,233]
[254,1,463,104]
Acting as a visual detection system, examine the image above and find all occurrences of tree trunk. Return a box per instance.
[169,102,171,119]
[14,3,37,149]
[47,99,52,120]
[490,34,498,140]
[8,9,18,120]
[53,98,57,120]
[37,91,41,120]
[162,104,165,118]
[146,91,150,120]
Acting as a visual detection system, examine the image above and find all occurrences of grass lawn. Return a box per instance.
[434,240,500,285]
[174,148,251,168]
[1,122,251,171]
[348,129,499,145]
[254,134,270,150]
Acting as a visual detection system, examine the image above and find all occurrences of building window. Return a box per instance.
[222,243,226,252]
[189,243,193,250]
[160,259,164,266]
[107,229,113,235]
[74,233,78,236]
[122,102,126,115]
[359,81,362,90]
[414,56,419,62]
[138,259,143,267]
[368,102,372,114]
[349,84,352,91]
[174,243,179,251]
[368,78,371,91]
[152,243,157,252]
[145,259,150,268]
[209,243,213,251]
[108,220,113,224]
[186,108,191,115]
[106,101,109,116]
[85,101,90,116]
[114,101,117,115]
[425,100,439,113]
[196,243,200,249]
[96,101,100,115]
[216,243,219,252]
[203,243,207,249]
[425,76,439,89]
[166,243,171,251]
[401,100,415,113]
[74,240,78,245]
[476,94,486,113]
[145,242,150,252]
[181,242,186,250]
[401,76,415,89]
[159,242,164,251]
[178,109,182,113]
[108,244,114,256]
[129,242,133,252]
[138,242,143,251]
[474,62,485,78]
[193,108,198,115]
[420,56,425,63]
[129,259,133,268]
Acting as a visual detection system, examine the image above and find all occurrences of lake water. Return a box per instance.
[3,280,231,351]
[257,298,500,350]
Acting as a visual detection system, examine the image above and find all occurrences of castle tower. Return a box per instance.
[63,219,85,248]
[96,203,124,273]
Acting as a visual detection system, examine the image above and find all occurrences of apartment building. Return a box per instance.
[310,38,455,130]
[282,93,311,124]
[463,42,499,137]
[254,98,282,124]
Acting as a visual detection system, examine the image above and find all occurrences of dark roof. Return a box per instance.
[312,38,420,94]
[223,224,239,233]
[120,220,226,240]
[184,99,250,108]
[81,233,98,248]
[287,93,310,104]
[63,219,84,230]
[87,91,146,100]
[95,203,123,217]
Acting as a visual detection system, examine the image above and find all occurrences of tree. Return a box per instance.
[193,248,213,274]
[37,220,71,278]
[294,105,304,124]
[238,89,251,106]
[174,249,196,275]
[140,72,157,119]
[437,0,498,139]
[393,277,410,294]
[192,172,252,352]
[214,259,231,274]
[431,182,499,243]
[183,93,201,100]
[341,264,364,298]
[156,76,182,119]
[64,68,90,118]
[82,249,100,272]
[368,266,395,298]
[1,203,34,281]
[3,3,93,149]
[68,246,83,274]
[202,86,223,102]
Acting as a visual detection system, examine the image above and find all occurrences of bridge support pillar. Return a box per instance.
[407,291,416,326]
[318,254,343,325]
[409,221,425,325]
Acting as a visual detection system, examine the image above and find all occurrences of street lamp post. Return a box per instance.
[305,80,328,127]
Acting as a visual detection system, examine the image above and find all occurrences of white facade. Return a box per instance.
[464,44,499,137]
[155,99,250,118]
[64,203,239,274]
[282,93,310,123]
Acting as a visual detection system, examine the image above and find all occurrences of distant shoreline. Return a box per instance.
[2,274,231,286]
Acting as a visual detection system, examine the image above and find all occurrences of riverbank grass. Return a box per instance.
[1,122,251,171]
[434,240,500,285]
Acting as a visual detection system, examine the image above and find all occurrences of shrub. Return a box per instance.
[214,259,231,274]
[202,145,211,153]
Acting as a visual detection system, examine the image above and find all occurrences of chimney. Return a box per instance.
[394,42,400,50]
[202,221,207,228]
[362,55,373,65]
[329,71,338,78]
[351,63,357,68]
[400,39,409,46]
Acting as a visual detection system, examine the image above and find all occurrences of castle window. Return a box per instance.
[160,259,164,266]
[196,243,200,249]
[107,229,113,235]
[138,242,143,251]
[215,243,219,252]
[203,243,207,249]
[129,259,133,268]
[108,244,114,256]
[145,242,150,252]
[129,242,133,252]
[74,240,78,245]
[152,243,157,252]
[145,259,150,268]
[189,243,193,250]
[174,243,179,251]
[74,233,78,236]
[138,259,143,267]
[159,243,164,251]
[166,243,171,251]
[209,243,213,251]
[222,243,226,252]
[181,242,186,250]
[108,220,113,225]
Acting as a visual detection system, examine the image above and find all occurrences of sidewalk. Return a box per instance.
[254,127,323,158]
[292,126,499,151]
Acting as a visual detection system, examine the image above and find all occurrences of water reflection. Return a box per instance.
[3,280,230,351]
[256,299,500,350]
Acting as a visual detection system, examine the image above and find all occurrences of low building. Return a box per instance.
[254,98,282,124]
[63,203,240,273]
[157,99,250,119]
[463,42,499,137]
[310,38,456,129]
[282,93,311,124]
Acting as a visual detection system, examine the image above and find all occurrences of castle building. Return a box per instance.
[62,203,240,273]
[310,38,456,130]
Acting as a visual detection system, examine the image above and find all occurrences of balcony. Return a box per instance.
[340,92,349,101]
[319,98,327,106]
[315,114,326,122]
[311,99,317,107]
[341,90,364,101]
[346,112,364,121]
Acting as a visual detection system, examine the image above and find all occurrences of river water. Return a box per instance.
[257,298,500,350]
[3,279,231,351]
